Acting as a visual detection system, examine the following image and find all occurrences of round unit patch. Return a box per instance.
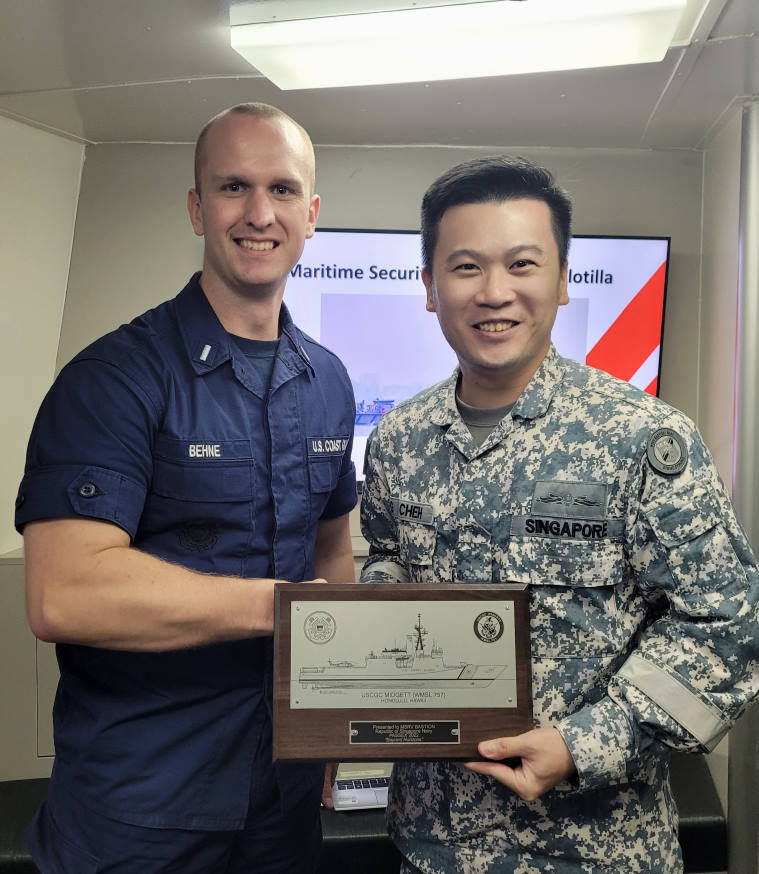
[303,611,336,644]
[473,611,504,643]
[647,428,687,476]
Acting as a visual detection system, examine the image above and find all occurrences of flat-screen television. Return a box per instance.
[284,229,670,479]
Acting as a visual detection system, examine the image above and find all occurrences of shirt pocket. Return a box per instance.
[307,455,341,494]
[306,435,350,494]
[506,535,636,725]
[643,478,720,547]
[505,535,629,658]
[398,521,436,582]
[639,479,730,597]
[152,459,254,502]
[141,437,255,559]
[151,437,254,502]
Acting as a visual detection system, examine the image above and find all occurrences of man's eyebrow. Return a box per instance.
[444,248,482,263]
[444,244,547,263]
[208,173,246,185]
[505,244,547,258]
[208,174,304,191]
[271,176,305,191]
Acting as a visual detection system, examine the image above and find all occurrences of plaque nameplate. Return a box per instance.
[350,720,461,745]
[273,583,532,761]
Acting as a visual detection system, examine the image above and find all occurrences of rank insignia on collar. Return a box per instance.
[647,428,687,476]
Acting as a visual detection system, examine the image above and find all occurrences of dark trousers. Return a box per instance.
[26,755,322,873]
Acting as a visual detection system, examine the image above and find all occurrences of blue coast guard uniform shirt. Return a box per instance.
[15,273,357,829]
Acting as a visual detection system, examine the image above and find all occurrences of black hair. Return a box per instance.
[421,155,572,271]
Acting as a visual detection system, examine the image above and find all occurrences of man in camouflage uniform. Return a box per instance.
[359,155,759,873]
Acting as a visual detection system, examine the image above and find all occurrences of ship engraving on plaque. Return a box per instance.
[290,601,518,710]
[300,613,503,688]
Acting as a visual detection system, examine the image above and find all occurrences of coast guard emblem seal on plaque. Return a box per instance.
[304,611,336,644]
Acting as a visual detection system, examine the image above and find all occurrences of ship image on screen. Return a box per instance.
[284,229,670,480]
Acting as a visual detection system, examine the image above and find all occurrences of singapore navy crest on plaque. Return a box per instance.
[473,611,504,643]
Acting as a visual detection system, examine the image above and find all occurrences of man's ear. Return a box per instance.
[305,193,321,239]
[423,267,436,313]
[558,261,569,307]
[187,189,204,237]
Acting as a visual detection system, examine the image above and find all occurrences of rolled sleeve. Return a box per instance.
[16,464,148,539]
[15,358,157,538]
[320,460,358,520]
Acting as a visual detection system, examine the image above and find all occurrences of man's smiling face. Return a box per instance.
[424,197,569,404]
[187,112,319,301]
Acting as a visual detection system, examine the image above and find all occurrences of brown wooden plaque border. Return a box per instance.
[273,582,532,761]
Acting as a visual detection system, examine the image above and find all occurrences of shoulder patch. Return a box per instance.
[647,427,687,476]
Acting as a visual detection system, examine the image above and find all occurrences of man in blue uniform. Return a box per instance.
[360,155,759,872]
[15,103,357,873]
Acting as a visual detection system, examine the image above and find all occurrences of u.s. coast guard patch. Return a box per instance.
[647,428,687,476]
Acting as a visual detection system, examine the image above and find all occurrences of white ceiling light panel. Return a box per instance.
[230,0,689,90]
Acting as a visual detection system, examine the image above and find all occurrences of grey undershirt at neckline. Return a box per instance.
[455,395,515,447]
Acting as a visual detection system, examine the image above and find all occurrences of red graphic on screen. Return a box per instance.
[586,261,666,394]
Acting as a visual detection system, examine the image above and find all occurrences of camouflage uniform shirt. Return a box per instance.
[360,346,759,874]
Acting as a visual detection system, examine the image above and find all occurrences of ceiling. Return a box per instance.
[0,0,757,150]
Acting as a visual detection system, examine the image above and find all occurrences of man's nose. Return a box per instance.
[475,268,516,307]
[243,189,275,228]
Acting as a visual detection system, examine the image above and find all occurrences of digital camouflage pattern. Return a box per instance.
[360,346,759,874]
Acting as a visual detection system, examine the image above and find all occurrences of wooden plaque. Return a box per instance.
[273,583,532,761]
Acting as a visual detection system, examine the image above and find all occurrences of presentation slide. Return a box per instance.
[284,229,669,478]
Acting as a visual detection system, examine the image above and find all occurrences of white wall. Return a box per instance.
[697,110,745,815]
[56,143,203,369]
[700,111,743,483]
[0,116,83,553]
[0,555,55,780]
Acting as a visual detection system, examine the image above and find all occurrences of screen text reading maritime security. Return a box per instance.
[291,263,422,281]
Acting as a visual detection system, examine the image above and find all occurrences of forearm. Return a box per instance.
[314,549,355,584]
[313,513,355,583]
[25,519,277,651]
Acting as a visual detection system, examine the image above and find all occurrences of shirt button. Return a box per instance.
[79,483,98,498]
[15,493,25,509]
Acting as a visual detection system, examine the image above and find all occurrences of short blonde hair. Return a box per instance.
[193,103,315,194]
